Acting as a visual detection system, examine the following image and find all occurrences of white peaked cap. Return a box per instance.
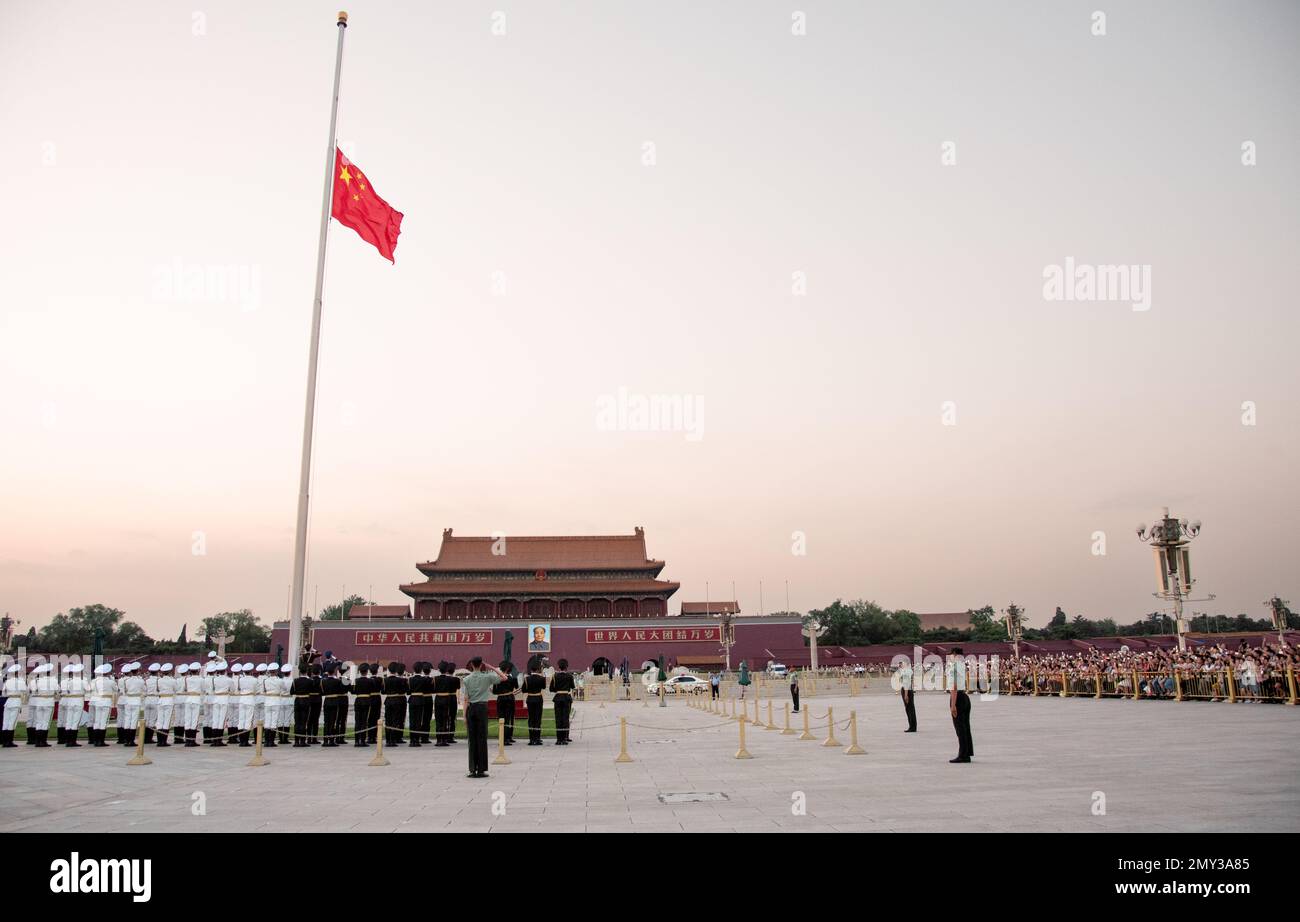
[207,651,217,658]
[129,662,142,671]
[176,664,189,675]
[280,664,292,673]
[189,662,201,670]
[255,663,268,672]
[34,663,52,674]
[62,664,75,673]
[215,660,228,670]
[204,663,217,674]
[6,664,20,673]
[95,664,113,674]
[161,663,174,672]
[70,664,84,673]
[148,663,161,672]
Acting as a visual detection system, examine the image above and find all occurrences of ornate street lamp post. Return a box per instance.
[1136,507,1213,652]
[1265,596,1292,646]
[1002,603,1024,659]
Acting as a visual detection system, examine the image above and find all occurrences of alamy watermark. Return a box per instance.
[596,386,704,442]
[1042,257,1150,312]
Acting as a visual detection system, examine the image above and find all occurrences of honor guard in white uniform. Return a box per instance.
[181,662,204,746]
[200,652,217,741]
[257,664,277,747]
[252,663,268,733]
[277,664,293,743]
[154,663,176,746]
[235,663,257,746]
[205,661,232,746]
[118,663,145,746]
[143,663,161,743]
[2,664,25,747]
[28,663,56,747]
[88,664,115,747]
[58,664,87,746]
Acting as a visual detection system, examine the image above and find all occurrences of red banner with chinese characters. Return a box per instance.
[586,627,720,644]
[355,630,493,646]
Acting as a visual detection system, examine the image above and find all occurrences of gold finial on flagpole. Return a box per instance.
[338,11,348,25]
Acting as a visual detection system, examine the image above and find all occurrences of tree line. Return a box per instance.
[800,599,1297,647]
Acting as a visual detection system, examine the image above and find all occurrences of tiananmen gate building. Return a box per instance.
[271,528,805,673]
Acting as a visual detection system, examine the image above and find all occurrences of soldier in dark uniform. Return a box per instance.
[306,664,323,745]
[548,658,576,745]
[492,661,518,746]
[352,663,372,747]
[407,662,429,747]
[432,661,459,746]
[790,673,800,713]
[383,662,409,747]
[367,663,382,744]
[291,669,313,747]
[418,662,436,743]
[521,661,546,745]
[320,664,347,746]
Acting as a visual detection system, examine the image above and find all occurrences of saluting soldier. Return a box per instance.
[548,658,576,745]
[3,664,26,748]
[406,662,428,747]
[493,661,518,746]
[461,657,508,778]
[521,661,546,746]
[383,662,409,746]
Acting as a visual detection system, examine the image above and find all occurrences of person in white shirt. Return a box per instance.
[180,662,204,746]
[154,663,177,746]
[946,648,974,763]
[88,664,116,747]
[277,663,294,743]
[205,661,232,746]
[2,664,26,747]
[59,663,88,747]
[118,663,146,747]
[235,663,258,746]
[27,663,57,747]
[896,661,917,732]
[143,662,161,744]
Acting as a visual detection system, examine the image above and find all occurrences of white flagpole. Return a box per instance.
[289,11,348,677]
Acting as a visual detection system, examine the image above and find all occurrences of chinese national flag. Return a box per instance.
[331,147,403,262]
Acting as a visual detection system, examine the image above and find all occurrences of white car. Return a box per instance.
[647,674,709,695]
[766,664,788,678]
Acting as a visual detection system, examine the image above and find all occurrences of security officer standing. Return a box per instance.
[291,667,314,747]
[898,660,917,732]
[406,662,429,747]
[520,661,546,746]
[947,647,974,763]
[383,662,409,747]
[548,658,576,745]
[432,661,459,746]
[790,671,800,713]
[492,661,518,746]
[320,663,348,746]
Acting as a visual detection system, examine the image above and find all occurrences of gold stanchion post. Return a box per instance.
[246,721,269,767]
[1032,665,1039,697]
[493,717,511,765]
[1094,671,1102,699]
[764,699,776,730]
[1226,669,1237,703]
[369,719,390,766]
[1059,671,1068,698]
[1173,670,1183,702]
[126,717,152,766]
[782,701,796,735]
[844,710,865,755]
[1286,665,1298,707]
[615,716,633,763]
[798,706,814,741]
[822,706,840,747]
[735,714,752,759]
[1131,670,1140,701]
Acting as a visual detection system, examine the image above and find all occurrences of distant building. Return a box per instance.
[680,601,740,617]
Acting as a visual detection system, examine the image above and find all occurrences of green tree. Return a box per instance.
[34,604,152,652]
[201,610,270,653]
[319,594,373,622]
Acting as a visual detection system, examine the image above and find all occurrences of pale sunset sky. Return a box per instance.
[1,1,1297,639]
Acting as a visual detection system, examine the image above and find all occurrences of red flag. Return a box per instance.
[331,147,403,262]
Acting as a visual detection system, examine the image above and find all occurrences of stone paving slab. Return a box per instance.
[0,692,1295,832]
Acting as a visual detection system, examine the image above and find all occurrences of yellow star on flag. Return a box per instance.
[339,165,352,184]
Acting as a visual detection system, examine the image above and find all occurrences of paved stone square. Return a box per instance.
[1,690,1295,833]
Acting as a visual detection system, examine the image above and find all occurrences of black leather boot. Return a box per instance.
[156,729,169,747]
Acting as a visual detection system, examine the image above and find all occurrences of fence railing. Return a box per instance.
[993,665,1297,704]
